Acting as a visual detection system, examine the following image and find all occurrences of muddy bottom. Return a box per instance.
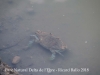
[0,0,100,75]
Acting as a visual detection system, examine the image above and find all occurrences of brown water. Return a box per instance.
[0,0,100,75]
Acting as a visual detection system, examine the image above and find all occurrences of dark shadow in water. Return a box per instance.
[7,0,13,4]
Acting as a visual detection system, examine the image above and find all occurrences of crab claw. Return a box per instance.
[50,53,56,61]
[55,50,64,57]
[28,40,34,47]
[23,40,34,50]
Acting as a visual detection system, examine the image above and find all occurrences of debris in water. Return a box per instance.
[12,56,21,65]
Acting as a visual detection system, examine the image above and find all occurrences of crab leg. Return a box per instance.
[55,50,64,57]
[30,35,39,41]
[50,50,56,60]
[24,40,34,50]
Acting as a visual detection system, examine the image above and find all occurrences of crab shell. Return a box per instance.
[35,30,67,51]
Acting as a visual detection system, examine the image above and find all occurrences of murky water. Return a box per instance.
[0,0,100,75]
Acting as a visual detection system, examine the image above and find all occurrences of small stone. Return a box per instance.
[12,56,20,64]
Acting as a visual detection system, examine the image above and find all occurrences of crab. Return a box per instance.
[25,30,67,60]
